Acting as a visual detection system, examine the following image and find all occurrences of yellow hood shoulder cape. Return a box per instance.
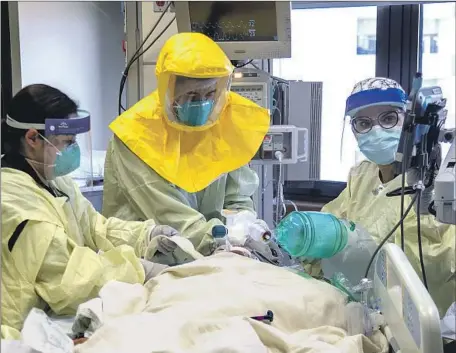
[110,33,270,193]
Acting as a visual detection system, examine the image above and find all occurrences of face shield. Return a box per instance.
[340,82,408,165]
[6,111,92,182]
[164,75,231,129]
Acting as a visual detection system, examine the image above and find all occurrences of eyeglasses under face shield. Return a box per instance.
[351,109,404,134]
[164,75,232,128]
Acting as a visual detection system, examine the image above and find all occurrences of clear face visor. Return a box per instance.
[339,105,405,164]
[164,75,231,128]
[6,110,92,182]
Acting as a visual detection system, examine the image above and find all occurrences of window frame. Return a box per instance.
[375,4,420,94]
[279,1,426,202]
[1,2,13,123]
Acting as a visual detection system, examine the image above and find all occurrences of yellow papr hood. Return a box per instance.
[110,33,270,193]
[156,32,234,79]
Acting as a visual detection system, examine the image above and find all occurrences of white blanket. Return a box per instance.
[74,253,388,353]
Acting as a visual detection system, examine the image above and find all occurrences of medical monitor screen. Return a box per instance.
[188,1,278,42]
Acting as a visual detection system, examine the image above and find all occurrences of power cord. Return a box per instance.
[234,59,254,68]
[384,114,428,289]
[391,74,422,252]
[274,151,285,227]
[118,2,174,115]
[415,140,429,289]
[132,17,175,62]
[284,199,298,212]
[415,186,428,289]
[399,132,410,251]
[384,144,429,289]
[118,16,175,114]
[364,192,418,278]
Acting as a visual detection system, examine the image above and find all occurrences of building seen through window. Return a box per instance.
[357,18,376,55]
[422,19,440,54]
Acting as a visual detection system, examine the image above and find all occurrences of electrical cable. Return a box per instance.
[270,75,289,84]
[119,4,171,112]
[235,59,254,68]
[270,85,286,226]
[428,200,437,216]
[384,125,412,251]
[285,199,298,212]
[274,151,285,227]
[271,80,284,125]
[416,134,429,289]
[275,163,283,226]
[383,134,429,290]
[132,3,171,62]
[132,17,175,62]
[416,185,428,289]
[118,17,175,114]
[118,2,173,115]
[118,16,175,115]
[364,192,418,278]
[399,132,409,251]
[396,74,422,250]
[250,61,261,70]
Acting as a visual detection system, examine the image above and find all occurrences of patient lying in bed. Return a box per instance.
[72,252,388,353]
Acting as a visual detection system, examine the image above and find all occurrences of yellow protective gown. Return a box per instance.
[1,167,154,335]
[103,136,259,256]
[103,33,269,255]
[322,160,455,316]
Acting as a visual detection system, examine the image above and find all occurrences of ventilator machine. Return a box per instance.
[394,74,455,225]
[230,68,317,227]
[434,138,455,225]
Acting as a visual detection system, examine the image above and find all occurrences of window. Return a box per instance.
[422,19,440,54]
[423,78,438,87]
[422,33,439,54]
[273,6,377,182]
[420,2,455,160]
[453,54,455,77]
[357,18,376,55]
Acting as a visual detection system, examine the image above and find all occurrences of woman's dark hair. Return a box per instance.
[1,84,78,154]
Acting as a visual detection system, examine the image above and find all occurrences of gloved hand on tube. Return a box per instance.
[223,210,272,244]
[247,219,272,242]
[244,237,279,264]
[245,220,293,266]
[140,259,169,283]
[147,225,179,254]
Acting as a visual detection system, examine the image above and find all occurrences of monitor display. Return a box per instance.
[188,1,278,42]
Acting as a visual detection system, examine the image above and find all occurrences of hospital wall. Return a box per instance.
[17,2,125,150]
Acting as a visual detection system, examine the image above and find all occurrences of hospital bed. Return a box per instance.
[3,242,453,353]
[373,243,450,353]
